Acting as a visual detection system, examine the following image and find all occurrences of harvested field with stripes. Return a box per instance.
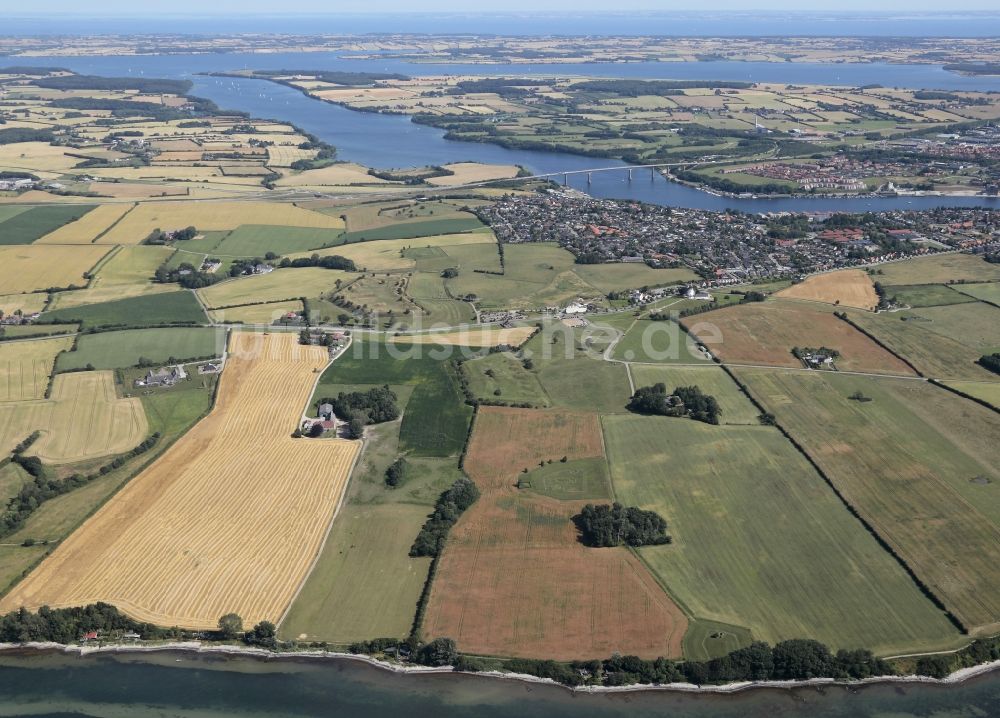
[423,406,687,660]
[776,269,878,310]
[0,336,73,401]
[0,371,147,462]
[0,332,360,628]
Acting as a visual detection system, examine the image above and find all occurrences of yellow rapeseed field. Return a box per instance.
[0,332,360,628]
[98,201,346,244]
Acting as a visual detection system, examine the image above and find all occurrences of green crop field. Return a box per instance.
[280,420,462,643]
[611,318,713,364]
[56,327,224,371]
[0,205,95,245]
[522,456,611,500]
[202,225,345,257]
[873,253,1000,285]
[603,414,962,655]
[883,283,977,307]
[519,327,633,412]
[572,263,697,292]
[944,380,1000,409]
[735,368,1000,634]
[313,340,472,457]
[340,216,485,243]
[406,272,475,326]
[461,351,551,406]
[441,242,663,311]
[628,364,761,424]
[955,282,1000,306]
[42,290,208,330]
[850,302,1000,380]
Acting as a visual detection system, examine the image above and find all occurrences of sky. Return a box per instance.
[6,1,1000,14]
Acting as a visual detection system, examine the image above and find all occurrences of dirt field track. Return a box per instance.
[423,407,688,660]
[776,269,878,310]
[0,332,359,628]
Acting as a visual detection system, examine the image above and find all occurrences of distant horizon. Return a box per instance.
[7,9,1000,16]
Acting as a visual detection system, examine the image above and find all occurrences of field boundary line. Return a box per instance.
[91,202,137,244]
[278,334,358,630]
[720,363,968,638]
[835,312,924,377]
[928,378,1000,417]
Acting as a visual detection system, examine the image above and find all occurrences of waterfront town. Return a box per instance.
[477,192,1000,285]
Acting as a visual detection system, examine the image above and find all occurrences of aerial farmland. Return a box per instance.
[0,63,997,693]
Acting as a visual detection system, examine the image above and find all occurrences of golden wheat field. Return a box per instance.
[776,269,878,310]
[0,370,147,461]
[34,204,134,244]
[0,336,74,401]
[97,201,346,244]
[0,332,360,628]
[0,245,110,294]
[425,162,521,186]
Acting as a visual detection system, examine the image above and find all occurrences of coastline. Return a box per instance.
[3,640,998,695]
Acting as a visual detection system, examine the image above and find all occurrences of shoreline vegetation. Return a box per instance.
[1,640,999,695]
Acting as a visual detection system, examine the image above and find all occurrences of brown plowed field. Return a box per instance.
[682,302,915,375]
[776,269,878,311]
[422,406,687,660]
[0,332,359,629]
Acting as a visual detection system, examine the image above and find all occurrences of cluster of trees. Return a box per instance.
[144,226,196,245]
[0,603,164,644]
[455,638,898,687]
[766,215,811,239]
[32,75,192,94]
[409,478,480,557]
[672,168,795,196]
[573,502,671,548]
[385,457,408,488]
[0,127,55,145]
[277,254,357,271]
[979,352,1000,375]
[318,386,399,439]
[368,165,454,184]
[214,614,277,648]
[153,262,221,290]
[2,434,160,538]
[49,97,215,122]
[627,383,721,425]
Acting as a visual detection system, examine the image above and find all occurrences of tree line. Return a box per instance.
[409,478,480,557]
